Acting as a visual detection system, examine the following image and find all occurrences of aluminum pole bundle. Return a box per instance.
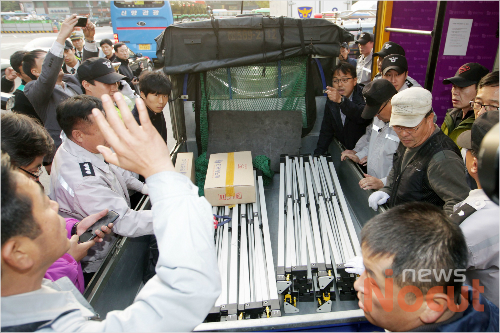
[278,154,361,312]
[208,171,280,322]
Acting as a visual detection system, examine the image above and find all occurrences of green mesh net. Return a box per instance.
[205,56,308,127]
[195,56,307,195]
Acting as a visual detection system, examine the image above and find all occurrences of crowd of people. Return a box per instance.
[322,33,499,331]
[1,15,498,332]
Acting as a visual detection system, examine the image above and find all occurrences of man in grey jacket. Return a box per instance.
[453,111,499,307]
[1,93,221,331]
[50,95,150,280]
[341,79,399,191]
[24,15,98,174]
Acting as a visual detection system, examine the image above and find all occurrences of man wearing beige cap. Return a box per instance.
[368,87,469,214]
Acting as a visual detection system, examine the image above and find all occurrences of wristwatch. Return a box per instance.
[71,222,80,236]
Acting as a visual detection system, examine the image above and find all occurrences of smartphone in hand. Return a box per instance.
[75,16,88,27]
[79,210,119,242]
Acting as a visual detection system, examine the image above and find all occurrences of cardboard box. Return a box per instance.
[175,152,195,183]
[204,151,255,206]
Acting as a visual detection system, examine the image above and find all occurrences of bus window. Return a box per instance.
[110,1,173,61]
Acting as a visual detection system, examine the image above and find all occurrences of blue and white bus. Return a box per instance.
[110,1,174,61]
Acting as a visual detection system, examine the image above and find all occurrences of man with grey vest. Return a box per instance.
[452,111,499,307]
[368,87,469,214]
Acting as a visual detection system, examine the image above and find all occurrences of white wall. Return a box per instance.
[270,1,350,18]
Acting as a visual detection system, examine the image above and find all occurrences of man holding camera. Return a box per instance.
[24,15,98,174]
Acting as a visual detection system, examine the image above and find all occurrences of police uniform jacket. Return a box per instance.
[49,137,153,272]
[373,73,422,91]
[2,172,222,332]
[356,51,372,86]
[353,117,400,185]
[452,189,499,307]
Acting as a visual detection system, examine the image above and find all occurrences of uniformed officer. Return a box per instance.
[355,32,374,86]
[49,95,152,280]
[70,31,85,60]
[372,41,421,89]
[62,40,81,74]
[453,110,499,307]
[368,87,470,214]
[380,54,421,92]
[1,94,221,331]
[341,79,399,191]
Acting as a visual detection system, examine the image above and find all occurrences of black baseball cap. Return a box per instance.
[64,40,74,50]
[374,41,405,58]
[361,79,398,119]
[77,57,126,84]
[355,32,373,45]
[443,63,490,87]
[457,110,499,152]
[382,54,408,75]
[340,42,349,49]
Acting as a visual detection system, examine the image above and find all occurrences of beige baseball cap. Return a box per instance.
[390,87,433,128]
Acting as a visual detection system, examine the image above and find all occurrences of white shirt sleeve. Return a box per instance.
[50,40,65,58]
[84,41,98,52]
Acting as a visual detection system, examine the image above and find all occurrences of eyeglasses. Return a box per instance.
[19,166,43,180]
[332,77,354,85]
[470,101,499,112]
[392,118,425,134]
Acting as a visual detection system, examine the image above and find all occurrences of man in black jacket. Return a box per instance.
[114,42,143,93]
[368,87,469,214]
[315,62,370,154]
[132,71,171,143]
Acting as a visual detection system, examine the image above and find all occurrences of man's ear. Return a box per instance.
[1,238,35,272]
[82,80,91,92]
[31,67,40,78]
[71,129,84,143]
[140,91,146,100]
[420,290,450,324]
[471,156,479,175]
[404,71,409,79]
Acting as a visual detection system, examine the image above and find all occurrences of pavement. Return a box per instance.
[2,27,177,194]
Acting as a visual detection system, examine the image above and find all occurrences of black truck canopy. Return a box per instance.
[157,16,354,74]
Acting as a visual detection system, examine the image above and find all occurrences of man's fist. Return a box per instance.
[325,86,342,103]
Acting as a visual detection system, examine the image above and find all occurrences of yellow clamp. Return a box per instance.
[284,294,292,303]
[323,292,331,302]
[286,274,291,281]
[266,306,270,318]
[328,270,332,276]
[293,297,297,307]
[317,298,322,306]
